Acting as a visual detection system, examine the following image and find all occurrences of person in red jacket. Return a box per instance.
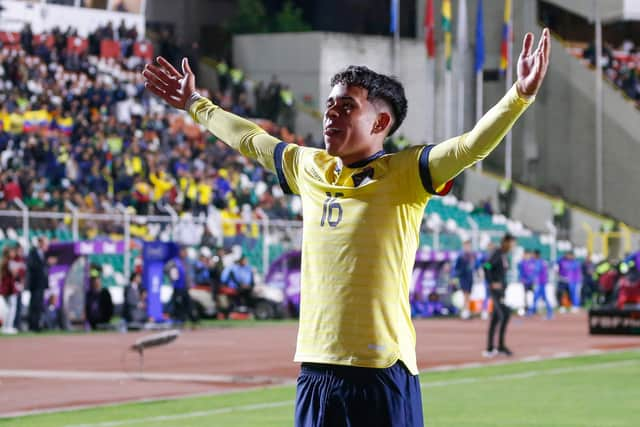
[1,246,19,334]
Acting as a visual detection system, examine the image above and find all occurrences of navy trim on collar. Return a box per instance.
[346,150,386,168]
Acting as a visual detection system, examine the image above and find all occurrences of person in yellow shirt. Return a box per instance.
[149,168,174,203]
[143,28,551,427]
[195,175,213,218]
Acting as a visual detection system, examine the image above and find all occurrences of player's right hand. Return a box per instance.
[143,56,196,110]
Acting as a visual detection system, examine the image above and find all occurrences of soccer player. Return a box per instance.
[143,28,550,427]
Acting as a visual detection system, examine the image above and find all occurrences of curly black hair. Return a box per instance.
[330,65,408,136]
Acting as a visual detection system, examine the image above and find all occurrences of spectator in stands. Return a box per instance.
[85,268,114,330]
[1,246,19,334]
[266,75,282,122]
[529,249,552,319]
[279,85,296,132]
[20,24,34,56]
[27,236,51,332]
[552,196,569,240]
[497,178,514,217]
[220,255,255,312]
[453,240,475,319]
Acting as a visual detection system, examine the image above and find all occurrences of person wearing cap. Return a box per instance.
[483,233,516,357]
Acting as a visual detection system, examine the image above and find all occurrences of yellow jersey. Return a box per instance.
[275,144,450,373]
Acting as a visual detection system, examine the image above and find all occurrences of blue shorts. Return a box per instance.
[295,361,424,427]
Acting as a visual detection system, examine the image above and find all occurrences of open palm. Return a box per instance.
[516,28,551,97]
[142,56,196,110]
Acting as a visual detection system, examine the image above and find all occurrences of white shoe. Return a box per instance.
[570,306,580,313]
[2,327,18,335]
[559,307,567,314]
[460,309,470,320]
[480,311,489,320]
[482,349,498,358]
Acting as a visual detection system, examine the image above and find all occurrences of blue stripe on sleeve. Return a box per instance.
[418,145,453,196]
[274,142,293,195]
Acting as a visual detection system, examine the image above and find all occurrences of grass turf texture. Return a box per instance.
[2,350,638,427]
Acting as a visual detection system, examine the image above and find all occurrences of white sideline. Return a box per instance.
[0,369,290,385]
[63,358,639,427]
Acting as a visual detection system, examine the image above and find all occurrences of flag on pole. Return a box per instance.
[390,0,399,34]
[499,0,511,73]
[424,0,435,58]
[442,0,452,70]
[475,0,485,73]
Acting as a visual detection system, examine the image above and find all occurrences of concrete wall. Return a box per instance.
[234,32,431,144]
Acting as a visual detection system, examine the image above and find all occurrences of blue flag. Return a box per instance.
[390,0,399,33]
[474,0,485,73]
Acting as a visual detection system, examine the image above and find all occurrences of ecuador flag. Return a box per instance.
[499,0,511,74]
[442,0,452,70]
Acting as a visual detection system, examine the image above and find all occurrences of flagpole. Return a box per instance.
[475,0,484,171]
[393,0,401,77]
[424,0,436,143]
[475,70,483,170]
[504,1,513,182]
[595,0,603,212]
[457,0,468,135]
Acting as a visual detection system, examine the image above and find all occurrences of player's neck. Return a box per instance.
[341,148,386,169]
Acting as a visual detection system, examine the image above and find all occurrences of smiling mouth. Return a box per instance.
[324,128,342,136]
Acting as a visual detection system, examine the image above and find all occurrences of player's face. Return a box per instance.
[324,84,379,163]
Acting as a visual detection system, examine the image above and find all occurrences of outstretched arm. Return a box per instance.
[428,28,551,189]
[142,57,281,172]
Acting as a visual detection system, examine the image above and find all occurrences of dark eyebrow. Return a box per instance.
[326,95,357,104]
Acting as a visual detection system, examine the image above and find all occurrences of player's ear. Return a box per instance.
[372,112,392,135]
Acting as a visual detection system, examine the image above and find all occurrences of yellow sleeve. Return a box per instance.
[427,84,534,189]
[275,144,312,195]
[189,97,281,173]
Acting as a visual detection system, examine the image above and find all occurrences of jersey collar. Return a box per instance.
[346,150,386,169]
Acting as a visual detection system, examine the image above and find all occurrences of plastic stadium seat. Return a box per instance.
[6,228,18,240]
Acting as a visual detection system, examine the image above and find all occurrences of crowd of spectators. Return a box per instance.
[580,38,640,109]
[0,23,312,249]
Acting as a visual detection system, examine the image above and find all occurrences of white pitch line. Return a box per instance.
[63,358,639,427]
[65,400,294,427]
[0,369,291,385]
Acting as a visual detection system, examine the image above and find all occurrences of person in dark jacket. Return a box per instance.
[27,237,51,332]
[483,233,515,357]
[85,273,114,330]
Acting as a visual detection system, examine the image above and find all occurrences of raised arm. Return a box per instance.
[142,57,281,172]
[428,28,551,189]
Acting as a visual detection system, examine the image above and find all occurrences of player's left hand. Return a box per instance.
[516,28,551,97]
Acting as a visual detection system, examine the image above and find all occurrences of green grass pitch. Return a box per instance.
[2,350,638,427]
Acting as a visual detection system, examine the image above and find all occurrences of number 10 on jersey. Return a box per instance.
[320,192,343,227]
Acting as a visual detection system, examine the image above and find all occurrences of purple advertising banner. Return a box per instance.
[48,264,70,309]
